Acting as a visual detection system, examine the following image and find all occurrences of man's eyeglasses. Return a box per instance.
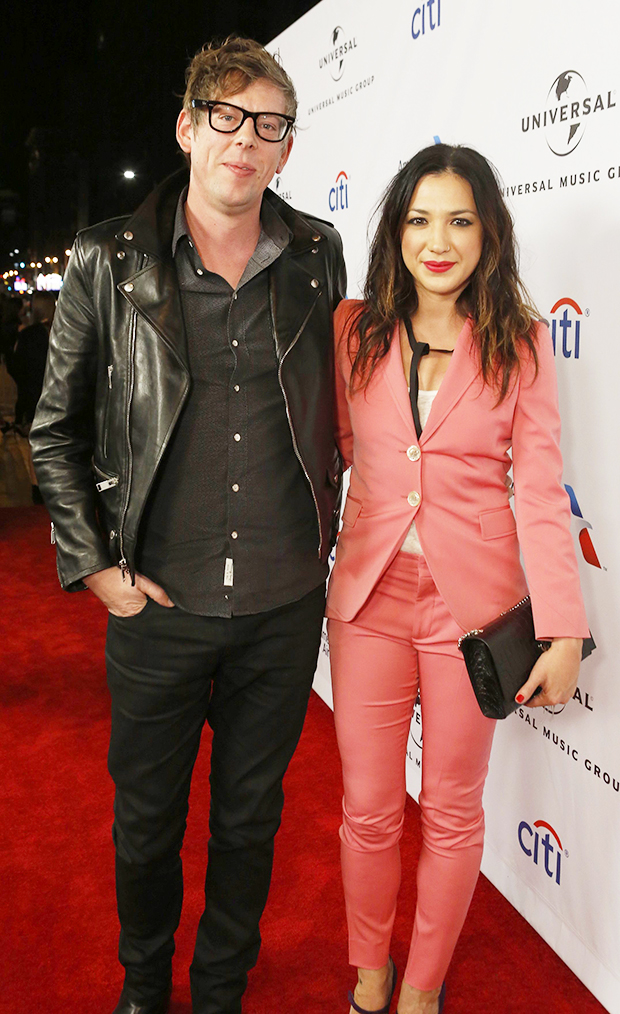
[191,100,295,143]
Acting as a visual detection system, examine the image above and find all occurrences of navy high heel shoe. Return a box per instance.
[348,957,398,1014]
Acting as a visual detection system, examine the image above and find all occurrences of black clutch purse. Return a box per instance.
[458,596,596,720]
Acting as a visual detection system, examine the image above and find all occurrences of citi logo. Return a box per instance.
[522,70,616,157]
[319,26,357,82]
[329,171,349,212]
[564,485,602,569]
[518,819,565,885]
[412,0,442,39]
[550,297,586,359]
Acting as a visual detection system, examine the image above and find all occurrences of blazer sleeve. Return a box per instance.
[511,322,589,639]
[333,300,357,471]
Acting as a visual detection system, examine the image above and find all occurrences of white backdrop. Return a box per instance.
[270,1,620,1010]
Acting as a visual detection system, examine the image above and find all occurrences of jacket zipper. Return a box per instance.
[103,364,113,458]
[270,281,323,558]
[118,307,139,578]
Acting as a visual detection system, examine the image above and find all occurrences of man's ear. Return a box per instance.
[276,134,294,174]
[176,109,194,155]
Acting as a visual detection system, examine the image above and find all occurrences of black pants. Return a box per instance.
[105,584,326,1014]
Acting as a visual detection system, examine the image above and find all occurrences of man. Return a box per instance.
[31,37,346,1014]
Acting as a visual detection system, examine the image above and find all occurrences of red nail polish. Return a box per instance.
[516,694,525,703]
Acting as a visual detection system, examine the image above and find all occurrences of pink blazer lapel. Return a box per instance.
[383,325,417,434]
[419,318,479,445]
[382,318,480,444]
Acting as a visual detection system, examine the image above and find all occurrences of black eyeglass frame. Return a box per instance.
[191,99,295,142]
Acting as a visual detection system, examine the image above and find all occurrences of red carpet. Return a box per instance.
[1,506,607,1013]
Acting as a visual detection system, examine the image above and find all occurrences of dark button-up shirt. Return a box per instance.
[137,191,328,616]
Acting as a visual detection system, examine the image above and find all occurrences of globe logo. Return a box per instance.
[329,26,346,81]
[545,70,587,156]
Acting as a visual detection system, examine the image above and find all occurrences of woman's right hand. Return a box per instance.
[515,637,582,709]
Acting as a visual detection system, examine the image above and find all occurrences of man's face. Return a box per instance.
[176,79,293,218]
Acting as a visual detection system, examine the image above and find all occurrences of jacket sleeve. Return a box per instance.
[333,300,357,471]
[30,235,111,591]
[511,322,589,639]
[332,230,347,310]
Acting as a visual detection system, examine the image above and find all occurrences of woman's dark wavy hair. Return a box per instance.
[348,144,539,401]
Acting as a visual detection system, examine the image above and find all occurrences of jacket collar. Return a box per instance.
[115,168,320,261]
[115,170,328,372]
[115,169,187,259]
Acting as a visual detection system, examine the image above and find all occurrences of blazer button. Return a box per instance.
[311,278,320,288]
[123,230,133,241]
[407,444,421,461]
[407,491,421,507]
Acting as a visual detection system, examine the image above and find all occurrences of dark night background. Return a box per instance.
[0,0,321,276]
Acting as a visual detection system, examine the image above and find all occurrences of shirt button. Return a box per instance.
[188,240,194,248]
[234,433,241,442]
[407,445,421,461]
[233,385,240,392]
[196,268,204,276]
[311,278,320,288]
[407,491,421,507]
[231,531,238,539]
[233,292,238,300]
[232,339,239,347]
[116,250,125,260]
[232,483,239,492]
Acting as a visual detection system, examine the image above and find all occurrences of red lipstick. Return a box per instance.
[424,261,456,273]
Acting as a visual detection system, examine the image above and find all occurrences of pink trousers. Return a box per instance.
[328,551,496,991]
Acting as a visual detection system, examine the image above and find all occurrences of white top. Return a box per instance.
[401,389,438,555]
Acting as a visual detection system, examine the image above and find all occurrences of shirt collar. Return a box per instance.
[171,186,292,259]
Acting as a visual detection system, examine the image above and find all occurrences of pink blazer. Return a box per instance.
[325,300,589,639]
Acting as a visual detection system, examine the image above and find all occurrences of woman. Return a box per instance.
[326,144,589,1014]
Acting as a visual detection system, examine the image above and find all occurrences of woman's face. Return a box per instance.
[400,172,484,303]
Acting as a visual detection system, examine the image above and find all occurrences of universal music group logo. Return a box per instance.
[319,26,357,82]
[310,24,374,116]
[522,70,616,156]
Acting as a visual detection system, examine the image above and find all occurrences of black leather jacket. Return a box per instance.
[30,171,347,591]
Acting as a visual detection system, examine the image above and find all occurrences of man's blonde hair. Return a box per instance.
[183,37,297,130]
